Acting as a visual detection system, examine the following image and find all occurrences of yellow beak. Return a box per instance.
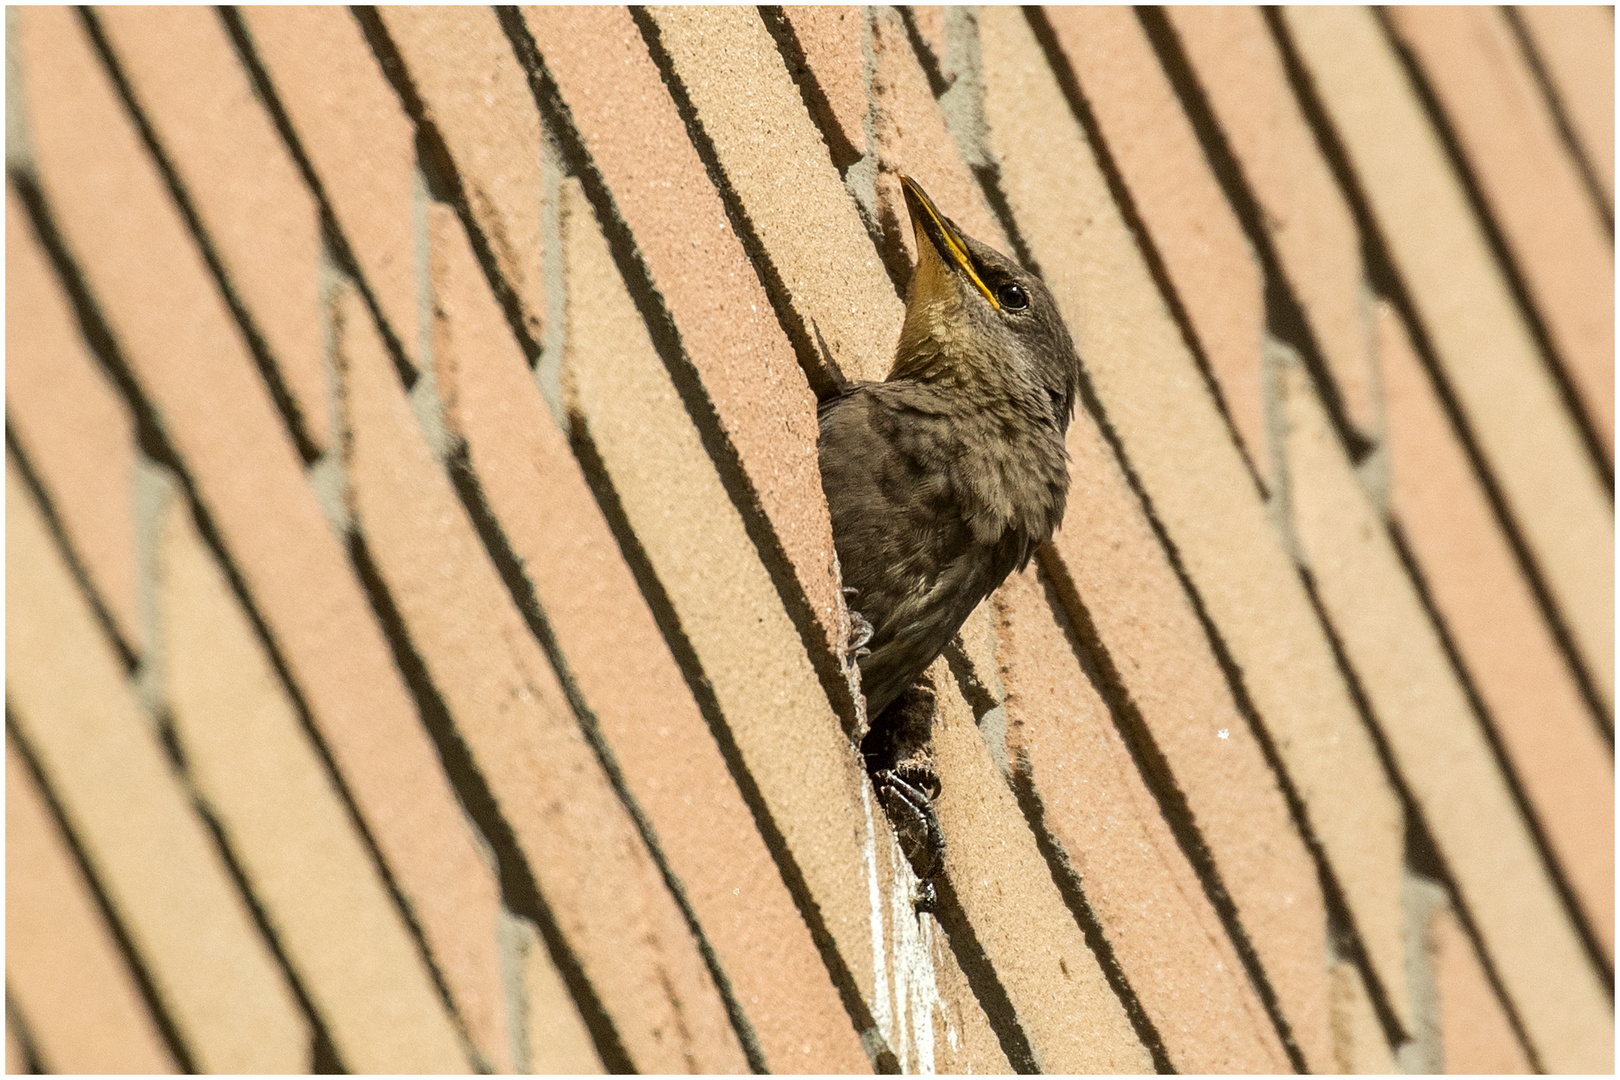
[900,175,1000,311]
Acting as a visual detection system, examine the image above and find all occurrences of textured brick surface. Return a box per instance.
[930,665,1151,1072]
[337,278,748,1074]
[7,458,309,1072]
[8,4,1605,1071]
[15,10,513,1066]
[1379,299,1613,961]
[979,6,1408,1028]
[1515,5,1615,207]
[1280,353,1613,1071]
[93,6,330,450]
[1166,6,1381,444]
[1430,905,1533,1075]
[555,176,904,1059]
[6,735,178,1074]
[1388,6,1614,463]
[993,567,1289,1072]
[523,4,844,663]
[4,187,140,648]
[234,6,421,370]
[1045,410,1335,1070]
[1046,8,1269,478]
[377,6,545,345]
[422,196,869,1073]
[1284,6,1614,713]
[648,5,900,384]
[156,499,472,1072]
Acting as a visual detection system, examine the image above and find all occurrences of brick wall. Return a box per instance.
[4,5,1611,1074]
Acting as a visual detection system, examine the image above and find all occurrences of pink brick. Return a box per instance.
[1430,906,1533,1074]
[1166,5,1381,446]
[93,7,330,450]
[234,6,421,370]
[6,736,178,1073]
[1045,410,1334,1070]
[16,9,512,1065]
[521,6,843,658]
[376,6,545,345]
[335,277,748,1073]
[4,187,140,648]
[979,6,1408,1025]
[1284,7,1613,714]
[1379,300,1612,962]
[423,198,868,1072]
[7,456,309,1072]
[1389,6,1613,464]
[1044,8,1269,480]
[994,567,1292,1072]
[775,7,868,169]
[1515,5,1614,208]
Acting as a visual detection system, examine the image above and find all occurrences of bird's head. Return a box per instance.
[891,176,1080,431]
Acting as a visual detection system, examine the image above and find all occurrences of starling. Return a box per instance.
[818,176,1082,891]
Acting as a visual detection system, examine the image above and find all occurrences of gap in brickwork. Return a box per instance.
[215,7,418,393]
[1259,7,1615,748]
[494,12,910,1069]
[4,174,364,1070]
[1295,566,1548,1067]
[349,13,772,1069]
[1500,7,1615,240]
[1375,7,1614,495]
[1021,8,1270,504]
[17,26,509,1055]
[1033,548,1310,1072]
[4,988,49,1074]
[3,712,198,1073]
[1143,0,1615,996]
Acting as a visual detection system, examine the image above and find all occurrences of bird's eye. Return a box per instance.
[997,283,1029,310]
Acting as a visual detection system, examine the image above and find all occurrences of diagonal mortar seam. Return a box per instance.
[349,6,543,370]
[1296,569,1548,1068]
[215,6,417,392]
[924,873,1042,1074]
[754,6,863,177]
[1136,7,1375,465]
[31,33,504,1062]
[499,9,869,749]
[342,14,771,1068]
[1034,546,1310,1073]
[4,986,50,1074]
[1262,6,1614,747]
[938,105,1416,1046]
[1385,517,1614,985]
[4,425,140,673]
[6,167,497,1074]
[495,12,913,1070]
[1144,0,1614,989]
[78,7,322,468]
[1499,6,1615,240]
[4,712,199,1073]
[1022,7,1270,504]
[1374,7,1613,495]
[1294,567,1547,1069]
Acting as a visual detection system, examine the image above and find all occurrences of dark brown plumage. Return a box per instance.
[818,176,1082,888]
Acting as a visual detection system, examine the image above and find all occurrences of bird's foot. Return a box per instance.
[873,759,946,911]
[842,587,874,656]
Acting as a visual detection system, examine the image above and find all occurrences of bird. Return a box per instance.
[818,175,1083,891]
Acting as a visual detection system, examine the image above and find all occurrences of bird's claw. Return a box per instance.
[874,762,946,898]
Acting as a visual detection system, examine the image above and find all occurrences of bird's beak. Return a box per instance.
[901,175,1000,311]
